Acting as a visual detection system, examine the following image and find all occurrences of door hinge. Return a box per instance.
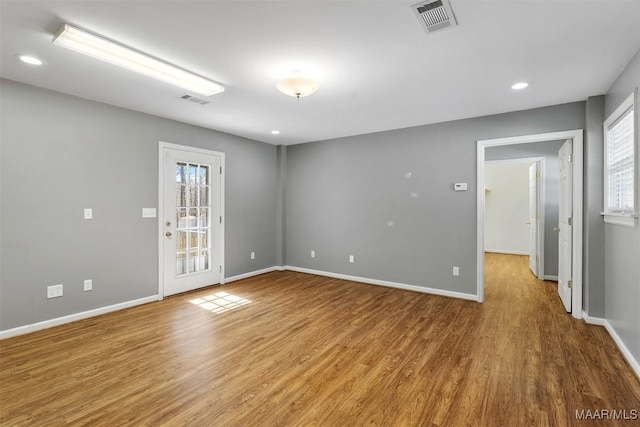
[568,279,573,289]
[568,217,573,226]
[219,265,222,273]
[220,166,222,174]
[536,171,540,178]
[568,154,573,163]
[220,216,222,223]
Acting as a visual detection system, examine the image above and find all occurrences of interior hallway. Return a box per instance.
[1,253,639,425]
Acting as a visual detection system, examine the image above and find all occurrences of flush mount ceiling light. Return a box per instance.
[511,82,529,90]
[276,74,319,100]
[270,130,280,135]
[19,55,44,65]
[52,24,224,97]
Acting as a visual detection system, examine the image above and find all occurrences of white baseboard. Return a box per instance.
[603,320,640,380]
[284,265,479,302]
[0,295,159,340]
[485,249,528,256]
[582,312,640,380]
[582,312,607,326]
[0,265,478,340]
[225,266,281,283]
[543,275,558,281]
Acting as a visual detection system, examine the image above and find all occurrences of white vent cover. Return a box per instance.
[180,94,210,105]
[411,0,458,34]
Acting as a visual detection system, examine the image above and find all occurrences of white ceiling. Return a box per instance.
[1,0,639,145]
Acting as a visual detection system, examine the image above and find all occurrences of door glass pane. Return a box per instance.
[188,208,198,229]
[177,252,186,275]
[176,185,187,207]
[198,208,209,229]
[199,186,209,207]
[176,208,188,229]
[200,230,209,250]
[189,165,198,184]
[176,231,187,252]
[176,163,188,184]
[175,161,212,277]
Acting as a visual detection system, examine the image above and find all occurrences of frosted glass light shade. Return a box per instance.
[276,76,319,99]
[53,24,224,97]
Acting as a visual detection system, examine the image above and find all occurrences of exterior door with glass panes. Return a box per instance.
[161,145,223,297]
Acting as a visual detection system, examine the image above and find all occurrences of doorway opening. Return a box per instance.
[484,157,545,279]
[477,130,584,319]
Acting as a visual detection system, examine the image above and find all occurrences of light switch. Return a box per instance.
[84,208,93,220]
[454,183,468,191]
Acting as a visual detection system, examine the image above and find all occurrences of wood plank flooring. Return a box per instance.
[1,253,639,426]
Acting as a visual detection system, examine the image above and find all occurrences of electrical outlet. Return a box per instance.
[311,250,316,258]
[47,284,63,299]
[84,208,93,220]
[453,266,459,276]
[349,255,355,263]
[84,279,93,291]
[250,251,255,260]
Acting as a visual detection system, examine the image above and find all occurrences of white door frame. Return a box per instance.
[484,157,545,279]
[477,130,583,319]
[158,141,226,299]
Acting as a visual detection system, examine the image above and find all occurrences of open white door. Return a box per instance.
[528,162,539,277]
[557,140,572,312]
[160,143,224,297]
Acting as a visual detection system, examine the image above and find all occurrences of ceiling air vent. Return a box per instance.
[411,0,458,34]
[180,94,210,105]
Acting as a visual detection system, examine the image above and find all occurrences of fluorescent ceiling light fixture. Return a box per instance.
[52,24,224,97]
[19,55,43,65]
[511,82,529,90]
[271,130,280,135]
[276,74,319,100]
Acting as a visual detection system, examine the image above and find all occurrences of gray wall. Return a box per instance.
[486,140,564,278]
[583,95,605,318]
[604,49,640,364]
[0,79,278,331]
[285,102,585,295]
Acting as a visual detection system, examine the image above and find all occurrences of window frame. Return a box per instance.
[603,89,638,228]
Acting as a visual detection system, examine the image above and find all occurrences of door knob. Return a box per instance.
[165,221,171,227]
[525,220,532,225]
[553,227,560,232]
[165,232,172,237]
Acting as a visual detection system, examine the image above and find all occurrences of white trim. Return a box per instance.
[477,129,584,319]
[543,275,558,281]
[582,312,607,326]
[602,213,638,227]
[158,141,226,298]
[0,295,159,340]
[604,320,640,380]
[284,266,479,302]
[484,249,529,256]
[225,267,281,283]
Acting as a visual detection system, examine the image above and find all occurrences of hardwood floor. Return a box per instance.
[1,253,639,426]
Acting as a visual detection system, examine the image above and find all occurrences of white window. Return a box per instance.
[603,90,638,227]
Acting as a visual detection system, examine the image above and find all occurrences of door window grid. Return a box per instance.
[175,162,211,275]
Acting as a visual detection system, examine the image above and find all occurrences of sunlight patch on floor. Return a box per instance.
[189,291,251,314]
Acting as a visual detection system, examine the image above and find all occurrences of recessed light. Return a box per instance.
[511,82,529,90]
[19,55,43,66]
[271,130,280,135]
